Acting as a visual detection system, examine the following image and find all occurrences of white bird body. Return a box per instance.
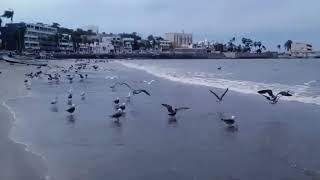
[51,97,58,104]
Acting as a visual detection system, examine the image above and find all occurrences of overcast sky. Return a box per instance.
[1,0,319,49]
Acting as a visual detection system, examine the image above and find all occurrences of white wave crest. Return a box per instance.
[116,61,320,106]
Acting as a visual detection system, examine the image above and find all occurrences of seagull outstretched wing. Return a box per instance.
[161,104,175,113]
[175,107,190,112]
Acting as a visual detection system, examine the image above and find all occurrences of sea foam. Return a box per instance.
[116,61,320,106]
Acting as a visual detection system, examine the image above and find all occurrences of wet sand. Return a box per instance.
[0,61,47,180]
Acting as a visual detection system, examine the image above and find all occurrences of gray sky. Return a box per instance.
[1,0,319,49]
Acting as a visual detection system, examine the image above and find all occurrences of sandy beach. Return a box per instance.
[1,59,320,180]
[0,61,47,180]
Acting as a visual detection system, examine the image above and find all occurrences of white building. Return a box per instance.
[92,36,114,54]
[59,34,73,52]
[291,42,312,53]
[122,38,134,52]
[159,40,172,51]
[165,32,193,48]
[24,23,57,50]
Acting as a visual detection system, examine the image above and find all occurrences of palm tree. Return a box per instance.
[1,10,14,23]
[284,40,293,52]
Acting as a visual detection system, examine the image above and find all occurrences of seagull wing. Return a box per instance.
[120,83,133,90]
[175,107,190,112]
[258,89,275,98]
[220,88,229,100]
[209,90,221,101]
[138,89,151,96]
[277,91,293,97]
[161,104,175,113]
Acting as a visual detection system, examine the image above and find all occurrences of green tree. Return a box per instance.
[284,40,293,52]
[1,10,14,23]
[241,38,253,52]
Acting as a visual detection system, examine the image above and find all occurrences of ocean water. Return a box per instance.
[117,59,320,105]
[5,59,320,180]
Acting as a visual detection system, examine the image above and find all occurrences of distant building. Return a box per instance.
[159,40,172,51]
[291,42,312,53]
[92,36,115,54]
[122,38,134,53]
[25,23,58,51]
[58,34,73,52]
[165,32,193,48]
[81,25,99,34]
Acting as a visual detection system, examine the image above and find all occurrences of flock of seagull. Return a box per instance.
[18,59,294,129]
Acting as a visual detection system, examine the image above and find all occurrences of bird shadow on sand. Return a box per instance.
[167,116,179,127]
[50,106,58,112]
[67,99,73,105]
[66,115,76,124]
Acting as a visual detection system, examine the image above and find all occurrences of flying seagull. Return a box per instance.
[66,104,76,114]
[143,80,155,85]
[221,116,236,127]
[209,88,229,102]
[161,104,190,116]
[111,82,151,96]
[257,89,293,104]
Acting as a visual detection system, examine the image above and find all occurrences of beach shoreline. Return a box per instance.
[0,61,47,180]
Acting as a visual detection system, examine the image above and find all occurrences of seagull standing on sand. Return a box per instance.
[110,109,123,122]
[221,116,236,127]
[113,97,120,110]
[66,104,76,114]
[209,88,229,102]
[257,89,293,104]
[119,103,126,111]
[51,96,58,105]
[80,91,86,100]
[161,104,190,116]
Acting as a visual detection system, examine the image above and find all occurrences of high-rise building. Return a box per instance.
[24,23,58,51]
[165,32,193,48]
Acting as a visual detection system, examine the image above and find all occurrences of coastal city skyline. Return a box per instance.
[1,0,319,49]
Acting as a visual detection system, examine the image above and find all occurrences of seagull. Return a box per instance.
[78,74,84,80]
[217,66,222,70]
[209,88,229,102]
[143,80,155,85]
[66,104,76,114]
[51,96,58,105]
[113,97,120,109]
[110,109,123,121]
[161,104,190,116]
[221,116,236,127]
[257,89,293,104]
[119,103,126,111]
[80,91,86,100]
[110,82,151,96]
